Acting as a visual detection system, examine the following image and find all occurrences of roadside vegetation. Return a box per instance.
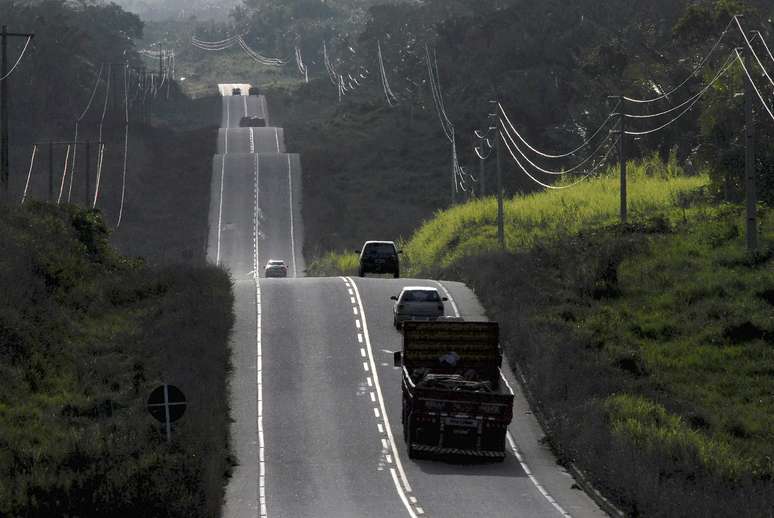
[0,204,234,517]
[2,2,237,515]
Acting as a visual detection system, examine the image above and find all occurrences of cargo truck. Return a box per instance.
[393,320,514,460]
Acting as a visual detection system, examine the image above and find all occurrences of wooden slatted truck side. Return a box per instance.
[393,320,514,460]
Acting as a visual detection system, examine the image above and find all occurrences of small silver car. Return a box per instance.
[391,286,447,329]
[264,259,288,278]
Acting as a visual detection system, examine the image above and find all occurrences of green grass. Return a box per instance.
[403,156,707,275]
[0,204,234,517]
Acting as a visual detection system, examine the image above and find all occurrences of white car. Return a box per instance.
[264,259,288,278]
[391,286,447,329]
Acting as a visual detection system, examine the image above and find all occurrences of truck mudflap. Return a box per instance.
[410,443,506,459]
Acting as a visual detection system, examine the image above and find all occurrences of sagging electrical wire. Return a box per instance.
[624,18,734,104]
[20,145,37,205]
[323,42,339,86]
[498,102,620,159]
[238,36,289,66]
[117,63,130,227]
[67,63,105,204]
[500,116,619,175]
[625,55,737,136]
[92,143,105,208]
[754,31,774,66]
[500,129,620,190]
[378,41,399,106]
[56,145,71,205]
[735,17,774,91]
[0,35,32,81]
[735,48,774,122]
[295,46,309,82]
[625,53,737,120]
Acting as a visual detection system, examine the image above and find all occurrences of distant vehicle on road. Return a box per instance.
[231,87,242,95]
[357,241,401,278]
[391,287,447,329]
[239,116,267,127]
[264,259,288,278]
[248,86,260,96]
[394,320,514,461]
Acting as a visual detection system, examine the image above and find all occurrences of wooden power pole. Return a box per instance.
[1,26,34,200]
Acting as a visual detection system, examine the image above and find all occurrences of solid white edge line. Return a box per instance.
[287,154,297,278]
[439,280,573,518]
[244,93,248,117]
[432,281,460,318]
[345,277,418,512]
[275,127,280,153]
[216,155,226,265]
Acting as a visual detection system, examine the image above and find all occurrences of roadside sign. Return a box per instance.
[147,384,186,442]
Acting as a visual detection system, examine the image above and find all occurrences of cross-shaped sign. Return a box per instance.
[147,384,187,442]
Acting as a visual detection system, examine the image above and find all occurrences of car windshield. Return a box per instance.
[401,290,440,302]
[365,243,395,255]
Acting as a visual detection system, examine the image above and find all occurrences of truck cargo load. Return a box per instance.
[394,320,514,460]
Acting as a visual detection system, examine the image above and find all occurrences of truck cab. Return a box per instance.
[394,320,514,460]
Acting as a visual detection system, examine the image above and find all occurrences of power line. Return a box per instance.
[625,55,737,135]
[735,16,774,90]
[624,18,734,104]
[736,48,774,122]
[498,102,620,159]
[0,35,32,81]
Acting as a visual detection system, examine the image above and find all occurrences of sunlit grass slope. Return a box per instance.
[403,157,707,274]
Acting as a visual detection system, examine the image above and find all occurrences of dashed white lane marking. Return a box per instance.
[216,155,226,266]
[377,423,384,434]
[436,280,573,518]
[360,348,367,358]
[351,296,356,304]
[253,143,267,518]
[249,127,255,154]
[367,377,373,388]
[243,93,248,117]
[287,154,297,278]
[357,333,363,344]
[353,307,359,315]
[344,276,420,518]
[274,127,281,153]
[363,362,370,372]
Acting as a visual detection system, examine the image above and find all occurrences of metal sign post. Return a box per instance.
[147,384,187,442]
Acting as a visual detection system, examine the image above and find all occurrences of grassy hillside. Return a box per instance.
[450,207,773,517]
[0,203,234,517]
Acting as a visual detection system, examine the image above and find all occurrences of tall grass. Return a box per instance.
[0,204,234,517]
[403,155,708,274]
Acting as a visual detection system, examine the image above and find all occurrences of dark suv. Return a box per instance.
[357,241,401,278]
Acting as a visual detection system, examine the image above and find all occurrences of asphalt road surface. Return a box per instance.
[210,84,607,518]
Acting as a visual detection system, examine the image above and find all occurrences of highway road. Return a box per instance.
[210,84,607,517]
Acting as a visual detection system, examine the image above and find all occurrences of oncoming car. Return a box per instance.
[391,287,448,329]
[264,259,288,278]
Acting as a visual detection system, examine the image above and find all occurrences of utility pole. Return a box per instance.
[493,101,505,248]
[159,47,164,79]
[48,141,53,201]
[85,141,91,206]
[610,95,627,224]
[451,141,457,206]
[1,26,35,200]
[744,46,758,252]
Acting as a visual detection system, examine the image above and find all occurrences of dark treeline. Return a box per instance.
[227,0,774,202]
